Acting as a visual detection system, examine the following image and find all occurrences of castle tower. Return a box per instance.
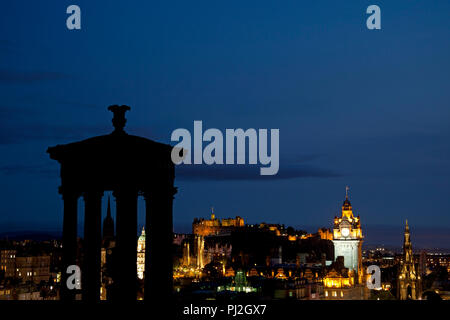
[398,220,421,300]
[102,196,115,242]
[332,187,364,283]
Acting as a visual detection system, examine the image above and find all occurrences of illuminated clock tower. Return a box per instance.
[332,187,364,283]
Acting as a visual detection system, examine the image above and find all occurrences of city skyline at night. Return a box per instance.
[1,1,450,306]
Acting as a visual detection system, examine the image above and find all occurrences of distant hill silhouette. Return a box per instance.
[0,230,61,241]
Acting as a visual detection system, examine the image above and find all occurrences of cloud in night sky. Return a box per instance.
[0,116,111,145]
[0,162,340,181]
[0,69,70,84]
[0,40,16,54]
[0,163,57,178]
[0,124,87,144]
[176,163,340,181]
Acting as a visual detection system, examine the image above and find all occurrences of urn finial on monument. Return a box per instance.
[108,105,131,133]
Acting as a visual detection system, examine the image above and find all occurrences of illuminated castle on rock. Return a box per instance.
[332,187,364,284]
[192,208,244,236]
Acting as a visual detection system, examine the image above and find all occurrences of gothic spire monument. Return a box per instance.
[332,187,364,284]
[398,220,421,300]
[102,196,114,242]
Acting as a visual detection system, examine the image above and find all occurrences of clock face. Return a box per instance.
[341,227,350,237]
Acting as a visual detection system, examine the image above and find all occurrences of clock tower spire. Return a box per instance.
[332,187,364,283]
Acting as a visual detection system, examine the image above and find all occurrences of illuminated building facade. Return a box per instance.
[323,268,352,289]
[397,220,421,300]
[322,256,369,300]
[323,285,369,300]
[0,250,16,278]
[137,227,145,280]
[317,228,333,241]
[0,249,50,284]
[15,255,51,284]
[426,253,450,273]
[295,268,324,300]
[332,189,363,283]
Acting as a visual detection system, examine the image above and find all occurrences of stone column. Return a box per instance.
[113,189,138,301]
[60,191,79,301]
[82,191,103,301]
[144,185,176,303]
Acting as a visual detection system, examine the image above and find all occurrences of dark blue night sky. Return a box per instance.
[1,1,450,248]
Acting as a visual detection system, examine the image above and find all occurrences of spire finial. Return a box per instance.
[404,219,410,233]
[108,105,130,133]
[211,206,215,220]
[345,186,349,200]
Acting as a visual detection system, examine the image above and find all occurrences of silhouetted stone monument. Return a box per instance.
[47,105,176,302]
